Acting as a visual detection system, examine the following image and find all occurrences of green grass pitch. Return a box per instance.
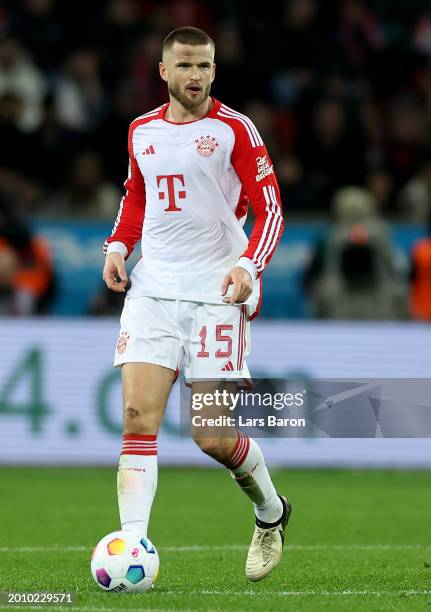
[0,467,430,611]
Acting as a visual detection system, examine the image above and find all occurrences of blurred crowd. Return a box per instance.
[0,0,431,319]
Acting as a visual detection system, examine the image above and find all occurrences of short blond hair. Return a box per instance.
[162,26,215,58]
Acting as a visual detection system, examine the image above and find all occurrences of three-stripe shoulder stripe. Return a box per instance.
[253,185,283,272]
[217,104,263,148]
[132,105,164,123]
[128,106,164,138]
[129,106,163,157]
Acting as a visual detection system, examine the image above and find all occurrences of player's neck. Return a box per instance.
[165,97,213,123]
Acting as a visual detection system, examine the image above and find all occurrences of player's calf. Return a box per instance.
[190,380,238,463]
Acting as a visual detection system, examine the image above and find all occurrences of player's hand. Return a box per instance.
[221,266,253,304]
[103,252,128,292]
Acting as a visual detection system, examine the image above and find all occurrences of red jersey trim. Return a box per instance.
[215,105,284,276]
[234,187,249,221]
[103,109,162,257]
[159,98,222,124]
[129,106,164,157]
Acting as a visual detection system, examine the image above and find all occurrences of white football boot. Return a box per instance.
[245,495,292,582]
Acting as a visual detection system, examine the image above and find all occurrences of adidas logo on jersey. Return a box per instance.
[142,145,155,155]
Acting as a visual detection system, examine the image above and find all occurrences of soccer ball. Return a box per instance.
[91,530,159,592]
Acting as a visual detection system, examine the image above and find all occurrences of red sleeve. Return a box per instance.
[103,123,146,259]
[230,119,284,275]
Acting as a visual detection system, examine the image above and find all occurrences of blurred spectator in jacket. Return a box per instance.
[0,91,44,215]
[0,91,29,171]
[272,0,324,110]
[95,0,144,90]
[276,154,317,212]
[385,95,430,191]
[409,215,431,321]
[366,169,396,215]
[243,99,282,160]
[54,47,106,131]
[336,0,384,76]
[303,186,408,319]
[0,201,55,314]
[88,284,125,316]
[129,31,168,114]
[299,98,366,209]
[398,157,431,223]
[53,150,120,219]
[25,93,82,192]
[7,0,65,71]
[94,80,140,186]
[213,24,248,108]
[0,37,46,130]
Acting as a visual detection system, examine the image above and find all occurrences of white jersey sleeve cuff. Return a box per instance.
[236,257,258,280]
[106,241,128,257]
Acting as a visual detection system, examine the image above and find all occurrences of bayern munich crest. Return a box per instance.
[195,135,218,157]
[116,331,130,354]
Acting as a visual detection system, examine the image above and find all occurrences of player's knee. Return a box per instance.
[123,401,160,435]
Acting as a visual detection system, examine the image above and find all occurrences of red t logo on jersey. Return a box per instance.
[157,174,186,211]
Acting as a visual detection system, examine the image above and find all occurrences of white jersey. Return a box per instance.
[104,98,284,318]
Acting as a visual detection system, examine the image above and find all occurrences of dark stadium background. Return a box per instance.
[1,0,431,318]
[0,1,430,610]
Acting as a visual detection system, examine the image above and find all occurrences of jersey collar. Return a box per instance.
[158,98,221,124]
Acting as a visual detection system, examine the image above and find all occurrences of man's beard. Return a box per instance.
[168,83,211,111]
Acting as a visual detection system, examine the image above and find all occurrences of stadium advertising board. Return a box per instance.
[0,319,430,467]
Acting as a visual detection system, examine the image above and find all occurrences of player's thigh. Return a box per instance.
[114,296,183,371]
[121,362,176,434]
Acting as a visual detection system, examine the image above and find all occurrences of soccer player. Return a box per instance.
[102,26,290,581]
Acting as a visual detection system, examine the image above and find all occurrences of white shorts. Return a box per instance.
[114,296,251,382]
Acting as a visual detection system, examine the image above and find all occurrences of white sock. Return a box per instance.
[117,434,158,537]
[228,431,283,524]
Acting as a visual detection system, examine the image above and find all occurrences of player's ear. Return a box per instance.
[159,62,168,82]
[211,62,216,83]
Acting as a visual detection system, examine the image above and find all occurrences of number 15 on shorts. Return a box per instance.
[194,306,247,374]
[197,324,233,358]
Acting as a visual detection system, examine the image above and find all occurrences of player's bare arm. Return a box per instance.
[221,266,253,304]
[102,252,128,292]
